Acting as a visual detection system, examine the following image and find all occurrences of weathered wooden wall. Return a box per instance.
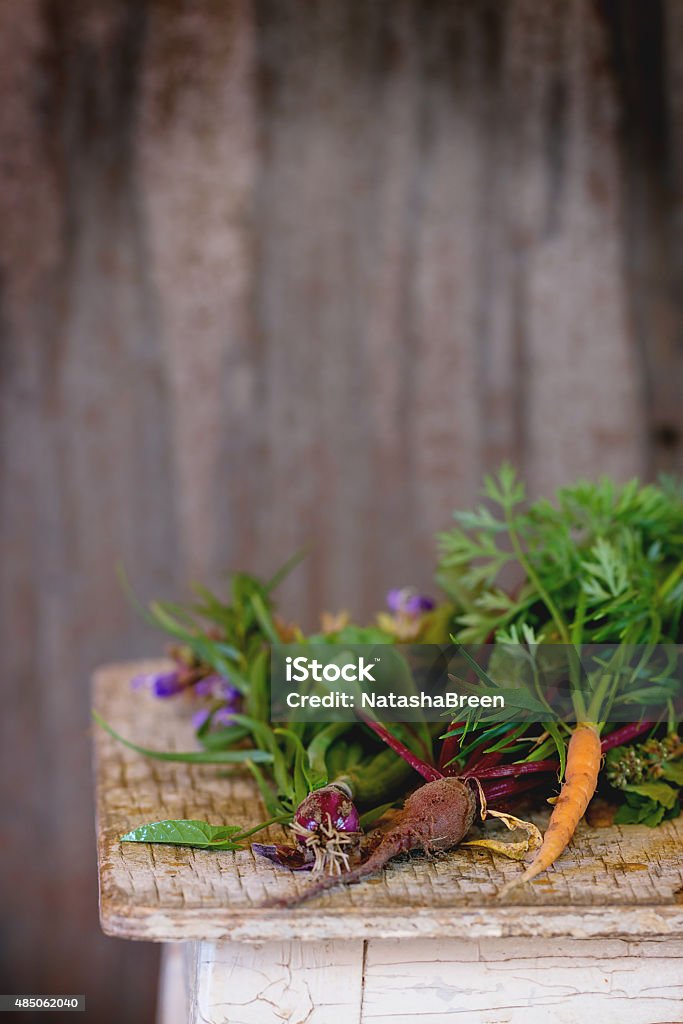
[0,1,681,1021]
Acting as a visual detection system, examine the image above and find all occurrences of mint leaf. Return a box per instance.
[614,801,647,825]
[614,795,664,826]
[639,803,667,827]
[121,819,246,850]
[623,781,679,809]
[664,798,681,820]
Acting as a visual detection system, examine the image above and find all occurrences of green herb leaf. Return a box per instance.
[622,781,679,809]
[544,721,568,780]
[245,648,270,724]
[250,592,281,645]
[245,761,287,818]
[197,725,250,751]
[121,819,246,850]
[265,547,310,592]
[439,472,683,724]
[275,727,325,801]
[93,711,273,765]
[615,800,666,827]
[359,802,396,829]
[306,722,351,781]
[660,761,683,786]
[230,713,294,800]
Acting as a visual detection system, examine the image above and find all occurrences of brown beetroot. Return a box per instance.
[272,777,476,908]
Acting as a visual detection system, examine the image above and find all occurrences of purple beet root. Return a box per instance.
[290,783,361,874]
[253,783,362,874]
[293,784,360,837]
[270,776,477,908]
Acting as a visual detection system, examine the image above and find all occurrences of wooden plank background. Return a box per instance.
[0,1,681,1021]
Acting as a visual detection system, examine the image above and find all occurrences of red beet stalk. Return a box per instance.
[600,722,655,752]
[360,716,443,782]
[438,721,465,770]
[480,775,548,803]
[464,759,558,780]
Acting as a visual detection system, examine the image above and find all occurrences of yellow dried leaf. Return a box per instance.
[462,808,542,862]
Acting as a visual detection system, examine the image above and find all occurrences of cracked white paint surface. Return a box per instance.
[157,937,683,1024]
[193,939,363,1024]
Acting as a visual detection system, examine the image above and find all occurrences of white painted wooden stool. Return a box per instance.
[94,663,683,1024]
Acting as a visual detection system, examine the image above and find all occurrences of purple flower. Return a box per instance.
[193,677,214,697]
[192,705,239,733]
[215,680,242,704]
[213,704,241,727]
[131,670,184,698]
[191,676,243,733]
[191,708,211,731]
[193,674,240,702]
[386,587,435,618]
[404,592,435,615]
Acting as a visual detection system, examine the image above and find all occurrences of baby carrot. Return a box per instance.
[517,722,602,884]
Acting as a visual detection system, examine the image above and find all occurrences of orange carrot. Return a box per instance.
[518,722,602,884]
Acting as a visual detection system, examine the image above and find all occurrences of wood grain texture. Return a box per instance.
[94,662,683,943]
[1,2,682,1020]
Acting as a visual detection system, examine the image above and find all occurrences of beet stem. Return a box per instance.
[465,759,557,780]
[600,721,655,752]
[481,776,546,802]
[360,715,443,782]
